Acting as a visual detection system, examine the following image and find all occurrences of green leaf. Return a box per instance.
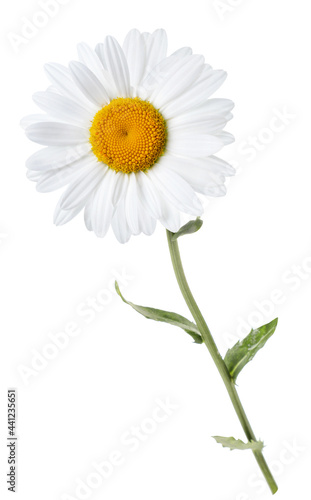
[213,436,264,452]
[224,318,278,382]
[171,218,203,241]
[115,282,203,344]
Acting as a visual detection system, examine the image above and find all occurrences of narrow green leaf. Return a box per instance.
[115,282,203,344]
[171,217,203,241]
[213,436,264,452]
[224,318,278,381]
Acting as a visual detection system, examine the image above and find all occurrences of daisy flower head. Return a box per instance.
[22,29,234,243]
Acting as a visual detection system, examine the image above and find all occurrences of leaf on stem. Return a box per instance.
[115,282,203,344]
[224,318,278,382]
[170,217,203,241]
[213,436,264,452]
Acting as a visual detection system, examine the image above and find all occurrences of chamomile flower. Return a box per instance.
[22,29,234,243]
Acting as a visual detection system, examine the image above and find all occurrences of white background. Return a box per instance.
[1,1,310,499]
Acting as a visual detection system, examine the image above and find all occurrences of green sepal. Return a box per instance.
[115,282,203,344]
[224,318,278,382]
[213,436,264,452]
[171,217,203,241]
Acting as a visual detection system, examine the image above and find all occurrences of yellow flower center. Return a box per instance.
[89,97,167,174]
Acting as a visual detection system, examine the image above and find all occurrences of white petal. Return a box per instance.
[139,49,200,100]
[111,198,131,243]
[36,155,93,192]
[225,112,234,122]
[167,99,234,128]
[195,98,234,115]
[44,63,89,103]
[138,54,183,98]
[166,153,235,186]
[170,47,193,57]
[84,194,95,231]
[136,171,163,219]
[167,130,225,157]
[204,155,235,176]
[150,55,204,109]
[91,169,117,237]
[112,172,129,206]
[137,198,157,236]
[47,85,62,94]
[163,70,227,118]
[203,184,227,197]
[25,122,89,146]
[102,36,130,97]
[169,116,228,134]
[60,161,106,210]
[32,91,93,126]
[147,163,203,215]
[26,144,91,171]
[159,197,181,233]
[79,42,118,99]
[122,29,146,91]
[125,173,140,234]
[69,61,110,107]
[26,169,41,182]
[215,131,235,145]
[160,155,227,196]
[94,44,107,70]
[168,110,229,129]
[77,43,105,81]
[54,197,84,226]
[143,29,168,76]
[21,114,57,129]
[200,69,227,98]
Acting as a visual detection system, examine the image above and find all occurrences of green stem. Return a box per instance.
[166,230,278,495]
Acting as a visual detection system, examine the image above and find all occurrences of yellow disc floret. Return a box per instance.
[89,97,167,173]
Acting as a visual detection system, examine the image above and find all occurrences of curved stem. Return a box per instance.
[166,230,278,495]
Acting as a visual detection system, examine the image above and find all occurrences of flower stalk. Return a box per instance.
[166,229,278,495]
